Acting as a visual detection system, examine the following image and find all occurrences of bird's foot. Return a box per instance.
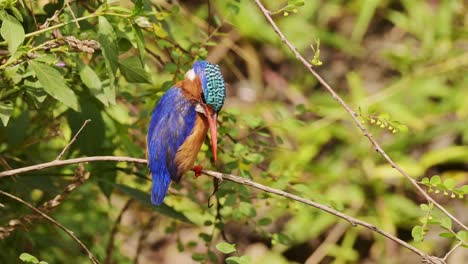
[192,165,204,178]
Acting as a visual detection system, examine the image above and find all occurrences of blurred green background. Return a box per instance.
[0,0,467,263]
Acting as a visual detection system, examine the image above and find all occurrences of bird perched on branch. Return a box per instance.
[147,60,226,205]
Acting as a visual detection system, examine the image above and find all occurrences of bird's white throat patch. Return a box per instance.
[185,69,196,81]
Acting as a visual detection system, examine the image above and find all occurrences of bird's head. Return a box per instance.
[185,60,226,163]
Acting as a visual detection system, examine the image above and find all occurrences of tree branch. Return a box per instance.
[56,119,91,160]
[0,156,445,263]
[252,0,467,231]
[0,164,89,239]
[0,190,99,264]
[0,156,147,178]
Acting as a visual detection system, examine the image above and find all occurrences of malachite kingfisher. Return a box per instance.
[147,60,226,205]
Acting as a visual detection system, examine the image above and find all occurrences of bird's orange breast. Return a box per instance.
[174,113,208,181]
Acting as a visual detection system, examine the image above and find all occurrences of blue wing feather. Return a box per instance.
[147,87,196,205]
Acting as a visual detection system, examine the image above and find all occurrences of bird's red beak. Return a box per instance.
[202,104,218,163]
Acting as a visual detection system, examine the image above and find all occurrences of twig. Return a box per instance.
[104,199,133,264]
[201,170,443,264]
[56,119,91,160]
[65,0,81,28]
[0,156,449,263]
[0,190,99,264]
[252,0,467,231]
[442,241,463,261]
[0,164,89,239]
[0,156,147,178]
[304,223,349,264]
[134,214,158,264]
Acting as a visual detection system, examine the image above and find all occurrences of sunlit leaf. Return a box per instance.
[216,242,236,254]
[30,61,79,111]
[0,13,25,54]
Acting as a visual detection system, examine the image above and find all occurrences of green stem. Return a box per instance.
[24,12,101,39]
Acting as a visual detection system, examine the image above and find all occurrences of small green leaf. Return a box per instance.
[272,233,292,245]
[429,175,441,185]
[19,253,39,263]
[288,0,305,7]
[216,242,236,254]
[191,253,206,261]
[79,64,102,91]
[1,14,25,54]
[420,204,429,212]
[0,102,14,126]
[439,232,455,238]
[443,178,456,190]
[226,256,251,264]
[98,16,119,76]
[411,226,424,242]
[456,230,467,243]
[420,177,430,185]
[30,61,79,111]
[119,56,151,83]
[440,216,452,230]
[258,217,272,226]
[132,24,146,62]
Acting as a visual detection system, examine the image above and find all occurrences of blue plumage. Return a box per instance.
[147,88,196,205]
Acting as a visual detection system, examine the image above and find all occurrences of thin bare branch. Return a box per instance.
[202,170,443,264]
[0,190,99,264]
[56,119,91,160]
[0,164,89,239]
[442,241,463,261]
[252,0,467,231]
[0,156,147,178]
[65,0,80,28]
[105,199,134,264]
[0,156,451,263]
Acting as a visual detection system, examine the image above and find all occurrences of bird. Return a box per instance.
[147,60,226,205]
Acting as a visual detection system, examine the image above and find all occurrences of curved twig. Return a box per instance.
[0,156,446,263]
[0,190,99,264]
[0,156,147,178]
[252,0,467,231]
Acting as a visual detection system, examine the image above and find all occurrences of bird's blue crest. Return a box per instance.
[192,60,226,112]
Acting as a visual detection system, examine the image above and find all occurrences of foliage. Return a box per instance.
[0,0,467,263]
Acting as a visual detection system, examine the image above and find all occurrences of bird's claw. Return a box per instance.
[192,165,203,178]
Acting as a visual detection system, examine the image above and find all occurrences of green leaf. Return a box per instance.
[226,256,251,264]
[79,64,102,91]
[19,253,39,263]
[443,178,456,190]
[438,232,455,238]
[111,183,193,223]
[420,204,429,212]
[30,61,79,111]
[191,253,206,261]
[132,24,146,62]
[420,177,430,185]
[98,16,119,76]
[429,175,441,185]
[440,216,452,230]
[456,230,467,243]
[216,242,236,254]
[119,56,151,83]
[272,233,292,245]
[0,102,14,126]
[1,14,25,54]
[411,226,424,242]
[288,0,305,7]
[258,217,272,226]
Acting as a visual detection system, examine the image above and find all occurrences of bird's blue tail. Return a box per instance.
[150,170,172,205]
